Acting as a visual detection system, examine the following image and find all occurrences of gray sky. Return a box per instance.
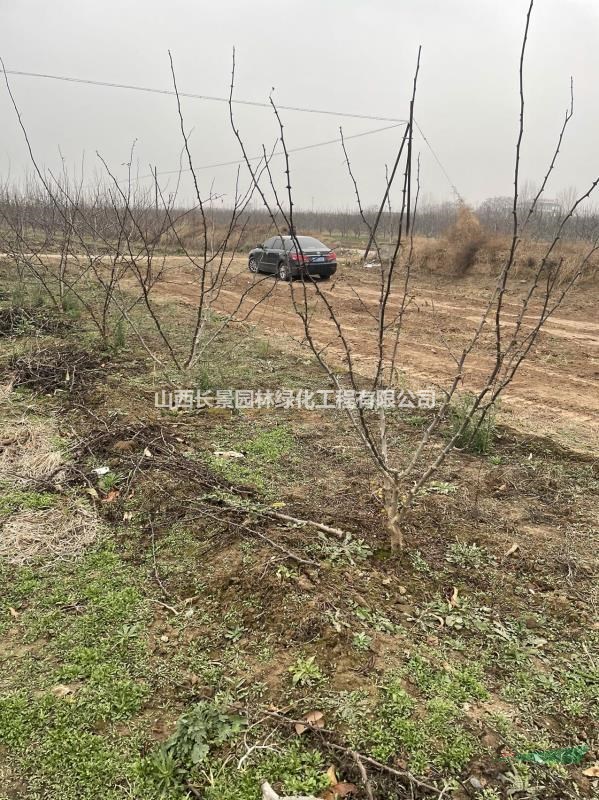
[2,0,599,211]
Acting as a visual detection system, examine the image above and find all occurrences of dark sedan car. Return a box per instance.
[248,235,337,281]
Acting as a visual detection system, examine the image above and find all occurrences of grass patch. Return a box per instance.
[0,545,153,799]
[207,424,295,493]
[450,392,496,453]
[352,668,483,773]
[0,489,57,515]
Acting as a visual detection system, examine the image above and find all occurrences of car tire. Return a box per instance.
[278,262,292,281]
[248,256,258,273]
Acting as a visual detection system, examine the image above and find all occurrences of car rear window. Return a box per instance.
[285,236,328,250]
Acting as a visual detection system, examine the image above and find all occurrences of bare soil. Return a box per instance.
[152,256,599,455]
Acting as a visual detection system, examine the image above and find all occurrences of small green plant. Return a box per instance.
[353,603,400,634]
[162,700,246,768]
[111,318,126,352]
[246,426,294,461]
[203,742,330,800]
[97,472,120,492]
[256,338,271,359]
[289,655,324,687]
[352,632,373,651]
[317,533,372,565]
[224,625,245,643]
[419,481,457,495]
[61,291,81,318]
[138,748,182,793]
[409,549,433,574]
[479,789,502,800]
[450,393,496,454]
[275,564,297,581]
[446,541,495,569]
[29,286,47,308]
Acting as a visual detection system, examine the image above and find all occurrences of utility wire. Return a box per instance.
[413,120,463,204]
[4,68,407,124]
[3,67,462,200]
[132,122,407,184]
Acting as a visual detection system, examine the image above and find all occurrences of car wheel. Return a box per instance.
[278,262,292,281]
[248,256,258,273]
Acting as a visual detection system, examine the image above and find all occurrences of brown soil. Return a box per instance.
[151,257,599,455]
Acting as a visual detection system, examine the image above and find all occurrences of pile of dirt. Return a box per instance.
[7,345,105,395]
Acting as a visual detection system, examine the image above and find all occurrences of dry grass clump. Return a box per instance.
[515,238,599,285]
[444,206,488,275]
[0,506,100,565]
[0,418,66,486]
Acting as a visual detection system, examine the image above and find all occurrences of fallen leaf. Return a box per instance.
[326,765,338,785]
[214,450,245,459]
[85,487,99,499]
[102,489,120,503]
[320,784,358,800]
[305,710,325,727]
[295,710,324,735]
[51,684,74,698]
[143,447,152,458]
[8,607,19,619]
[449,587,459,607]
[582,765,599,778]
[331,783,358,797]
[504,543,520,557]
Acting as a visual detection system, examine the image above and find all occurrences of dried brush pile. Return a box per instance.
[7,345,105,395]
[0,307,71,338]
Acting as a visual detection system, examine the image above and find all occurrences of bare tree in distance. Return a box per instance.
[0,56,281,373]
[230,0,599,551]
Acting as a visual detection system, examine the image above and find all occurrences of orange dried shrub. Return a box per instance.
[444,206,488,276]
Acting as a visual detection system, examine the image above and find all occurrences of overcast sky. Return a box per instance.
[1,0,599,211]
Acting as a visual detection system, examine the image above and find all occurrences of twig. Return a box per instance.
[200,494,349,540]
[148,598,180,615]
[196,506,320,567]
[259,709,441,796]
[149,516,170,598]
[351,750,375,800]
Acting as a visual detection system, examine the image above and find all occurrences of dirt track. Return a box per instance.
[151,255,599,453]
[149,256,599,453]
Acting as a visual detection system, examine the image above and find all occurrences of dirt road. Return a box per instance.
[150,255,599,453]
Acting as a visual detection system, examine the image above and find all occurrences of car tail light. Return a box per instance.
[289,252,307,263]
[326,251,337,261]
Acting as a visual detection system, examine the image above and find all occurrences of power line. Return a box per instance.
[4,68,407,124]
[414,120,463,204]
[2,66,462,200]
[132,122,407,183]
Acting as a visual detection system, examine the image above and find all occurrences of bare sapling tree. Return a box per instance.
[1,58,279,372]
[231,0,599,551]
